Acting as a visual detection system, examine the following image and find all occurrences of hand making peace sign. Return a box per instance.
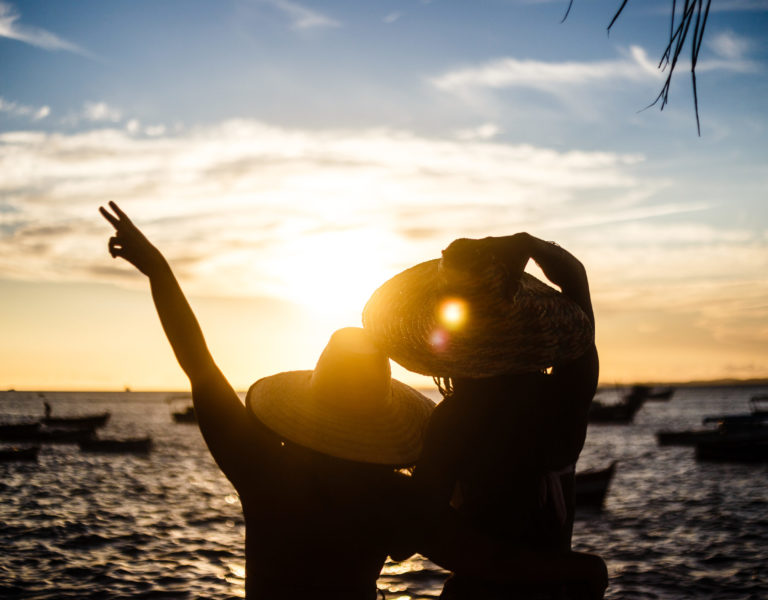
[99,201,165,277]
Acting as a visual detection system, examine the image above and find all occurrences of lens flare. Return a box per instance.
[429,328,448,352]
[439,298,467,330]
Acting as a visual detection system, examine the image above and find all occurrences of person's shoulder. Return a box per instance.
[551,345,598,386]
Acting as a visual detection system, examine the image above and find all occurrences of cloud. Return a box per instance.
[261,0,340,30]
[454,123,500,141]
[60,101,124,126]
[709,0,768,11]
[82,102,122,123]
[431,44,758,97]
[1,119,765,377]
[0,97,50,121]
[707,30,751,61]
[431,46,658,94]
[0,119,657,312]
[383,12,403,24]
[0,1,94,57]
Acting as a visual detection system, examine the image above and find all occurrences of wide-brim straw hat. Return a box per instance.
[362,238,594,379]
[246,327,435,466]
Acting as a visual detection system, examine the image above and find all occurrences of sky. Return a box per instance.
[1,0,767,391]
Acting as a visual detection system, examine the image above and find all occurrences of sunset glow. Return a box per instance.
[1,1,767,389]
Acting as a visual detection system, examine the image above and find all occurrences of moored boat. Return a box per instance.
[589,392,645,424]
[42,412,110,429]
[0,445,40,462]
[0,423,98,443]
[574,461,616,509]
[0,421,42,439]
[78,436,153,454]
[171,405,196,423]
[646,386,675,401]
[695,433,768,463]
[658,396,768,447]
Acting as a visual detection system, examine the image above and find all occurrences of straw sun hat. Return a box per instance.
[246,327,435,466]
[362,237,594,379]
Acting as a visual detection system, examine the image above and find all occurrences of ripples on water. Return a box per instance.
[1,387,766,599]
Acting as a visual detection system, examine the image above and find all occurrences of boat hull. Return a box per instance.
[78,437,152,454]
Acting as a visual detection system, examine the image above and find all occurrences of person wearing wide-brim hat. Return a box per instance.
[363,232,602,599]
[100,202,438,599]
[100,205,606,600]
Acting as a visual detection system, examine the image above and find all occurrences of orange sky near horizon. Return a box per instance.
[2,2,767,392]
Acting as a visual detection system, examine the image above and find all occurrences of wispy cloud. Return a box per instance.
[0,97,50,120]
[0,119,656,311]
[261,0,340,30]
[454,122,501,141]
[707,30,751,61]
[431,46,660,94]
[60,101,124,126]
[709,0,768,11]
[82,102,122,123]
[383,12,403,24]
[1,119,764,382]
[431,44,757,97]
[0,1,94,57]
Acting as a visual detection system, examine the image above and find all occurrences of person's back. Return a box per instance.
[235,417,414,598]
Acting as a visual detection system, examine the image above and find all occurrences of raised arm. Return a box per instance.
[99,202,255,487]
[494,232,593,325]
[495,232,598,467]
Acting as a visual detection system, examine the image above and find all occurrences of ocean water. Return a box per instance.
[1,386,766,599]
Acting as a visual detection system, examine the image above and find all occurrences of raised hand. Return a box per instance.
[99,201,166,276]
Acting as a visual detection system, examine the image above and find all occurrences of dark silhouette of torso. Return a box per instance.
[414,346,598,598]
[235,416,414,600]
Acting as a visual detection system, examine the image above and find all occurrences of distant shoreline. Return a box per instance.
[3,377,768,395]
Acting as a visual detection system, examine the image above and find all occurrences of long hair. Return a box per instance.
[433,376,454,400]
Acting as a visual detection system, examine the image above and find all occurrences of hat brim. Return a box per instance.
[246,371,435,466]
[362,258,594,378]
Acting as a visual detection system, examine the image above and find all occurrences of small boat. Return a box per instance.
[172,405,196,423]
[749,394,768,416]
[0,445,40,462]
[646,386,675,401]
[78,436,153,454]
[574,462,616,509]
[695,433,768,463]
[1,422,98,443]
[658,399,768,446]
[42,412,110,429]
[0,421,42,439]
[657,427,767,446]
[589,391,645,424]
[701,398,768,429]
[32,428,97,444]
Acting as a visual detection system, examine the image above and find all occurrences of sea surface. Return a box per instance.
[1,386,766,599]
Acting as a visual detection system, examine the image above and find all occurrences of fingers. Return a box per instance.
[108,236,123,258]
[108,201,132,224]
[99,202,134,230]
[99,205,120,228]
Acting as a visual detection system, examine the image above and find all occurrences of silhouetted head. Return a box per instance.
[246,327,435,468]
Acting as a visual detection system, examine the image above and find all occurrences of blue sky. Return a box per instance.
[1,0,767,389]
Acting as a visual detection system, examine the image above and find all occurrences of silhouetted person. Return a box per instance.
[101,204,606,599]
[43,401,51,418]
[364,233,601,599]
